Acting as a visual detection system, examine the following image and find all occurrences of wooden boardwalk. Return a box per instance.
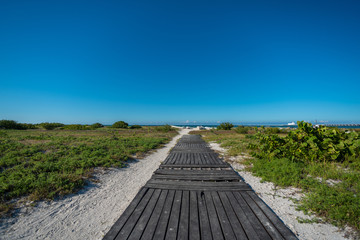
[103,135,298,240]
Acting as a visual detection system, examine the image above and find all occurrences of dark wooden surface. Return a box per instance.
[103,135,298,240]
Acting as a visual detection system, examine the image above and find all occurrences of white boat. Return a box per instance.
[287,122,296,126]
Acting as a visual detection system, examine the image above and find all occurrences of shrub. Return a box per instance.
[63,124,89,130]
[91,123,104,129]
[217,122,234,130]
[235,125,250,134]
[130,125,142,129]
[112,121,129,128]
[156,124,174,132]
[0,120,26,130]
[41,122,64,130]
[265,127,281,134]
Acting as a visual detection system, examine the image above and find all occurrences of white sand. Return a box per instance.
[0,128,191,240]
[209,142,354,240]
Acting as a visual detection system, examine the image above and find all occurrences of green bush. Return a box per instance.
[217,122,234,130]
[252,121,360,163]
[63,124,89,130]
[91,123,103,129]
[0,120,26,130]
[235,125,250,134]
[40,122,64,130]
[112,121,129,128]
[156,124,174,132]
[130,125,142,129]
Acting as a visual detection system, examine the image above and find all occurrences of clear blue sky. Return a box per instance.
[1,0,359,125]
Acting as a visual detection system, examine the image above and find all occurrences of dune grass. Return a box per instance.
[190,126,360,234]
[0,127,177,216]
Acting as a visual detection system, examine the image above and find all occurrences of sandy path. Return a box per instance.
[209,142,352,240]
[1,128,191,240]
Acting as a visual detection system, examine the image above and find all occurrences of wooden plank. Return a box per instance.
[154,169,237,175]
[160,164,230,168]
[204,191,224,240]
[211,191,236,240]
[247,191,298,240]
[217,192,249,240]
[153,190,176,239]
[140,190,168,240]
[189,191,200,240]
[165,190,182,239]
[152,175,241,181]
[198,191,213,240]
[103,187,148,240]
[115,188,155,240]
[224,192,261,240]
[240,192,285,240]
[232,192,272,240]
[178,190,190,240]
[128,189,161,240]
[145,180,251,191]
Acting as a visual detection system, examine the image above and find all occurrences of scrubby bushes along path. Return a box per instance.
[0,127,178,216]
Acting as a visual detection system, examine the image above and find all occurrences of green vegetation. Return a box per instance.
[217,122,234,130]
[112,121,129,128]
[191,122,360,233]
[0,120,37,130]
[0,126,177,216]
[130,125,142,129]
[40,122,64,130]
[155,124,175,132]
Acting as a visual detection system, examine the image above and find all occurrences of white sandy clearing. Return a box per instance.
[0,128,191,240]
[209,142,354,240]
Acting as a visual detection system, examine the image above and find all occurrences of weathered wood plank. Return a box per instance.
[152,174,241,181]
[204,191,224,240]
[178,190,190,240]
[211,191,236,240]
[240,191,285,240]
[198,191,213,240]
[153,190,176,239]
[154,169,237,175]
[165,190,182,239]
[247,191,298,240]
[103,187,148,240]
[232,192,272,240]
[140,190,168,240]
[189,191,200,240]
[224,191,261,240]
[217,191,248,240]
[114,188,155,240]
[128,189,161,240]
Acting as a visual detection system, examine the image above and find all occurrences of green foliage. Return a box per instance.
[0,127,178,216]
[63,124,89,130]
[130,125,142,129]
[41,122,64,130]
[0,120,25,130]
[155,124,175,132]
[196,122,360,232]
[217,122,234,130]
[234,125,251,134]
[252,121,360,164]
[112,121,129,128]
[91,123,104,129]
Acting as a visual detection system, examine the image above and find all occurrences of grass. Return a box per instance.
[190,128,360,235]
[0,127,178,216]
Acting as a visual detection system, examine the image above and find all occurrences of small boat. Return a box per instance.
[288,122,296,126]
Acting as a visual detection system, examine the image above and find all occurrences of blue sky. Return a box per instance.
[1,0,359,124]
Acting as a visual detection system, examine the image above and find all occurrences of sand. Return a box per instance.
[0,128,191,240]
[209,142,354,240]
